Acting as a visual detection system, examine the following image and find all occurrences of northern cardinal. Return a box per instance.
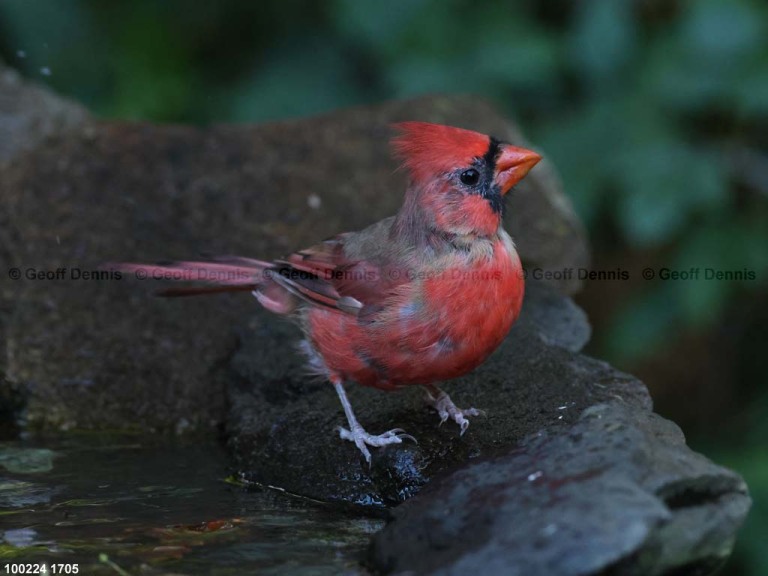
[117,122,541,463]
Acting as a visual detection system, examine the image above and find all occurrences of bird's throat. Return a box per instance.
[395,186,502,247]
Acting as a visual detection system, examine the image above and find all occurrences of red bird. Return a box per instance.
[118,122,541,463]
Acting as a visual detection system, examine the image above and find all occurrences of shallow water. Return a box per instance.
[0,436,380,575]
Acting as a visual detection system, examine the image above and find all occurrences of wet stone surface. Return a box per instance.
[226,281,750,574]
[368,403,750,575]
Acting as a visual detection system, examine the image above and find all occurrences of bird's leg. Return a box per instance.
[423,384,485,435]
[332,379,416,465]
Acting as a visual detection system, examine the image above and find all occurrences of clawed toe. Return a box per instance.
[333,382,418,464]
[392,432,418,444]
[337,425,417,464]
[424,386,485,434]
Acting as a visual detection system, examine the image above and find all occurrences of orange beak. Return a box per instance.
[496,145,542,195]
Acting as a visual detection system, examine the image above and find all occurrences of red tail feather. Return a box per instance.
[112,260,270,297]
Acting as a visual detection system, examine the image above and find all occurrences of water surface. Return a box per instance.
[0,436,380,575]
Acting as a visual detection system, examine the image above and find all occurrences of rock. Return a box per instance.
[0,73,587,432]
[516,278,590,353]
[368,403,750,576]
[0,61,89,166]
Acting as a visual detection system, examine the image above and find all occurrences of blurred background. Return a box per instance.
[1,0,766,573]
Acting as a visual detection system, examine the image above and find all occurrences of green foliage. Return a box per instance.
[569,0,637,85]
[526,0,768,368]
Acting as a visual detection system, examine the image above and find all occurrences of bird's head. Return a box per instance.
[393,122,541,237]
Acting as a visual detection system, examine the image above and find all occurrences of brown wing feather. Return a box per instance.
[271,230,406,318]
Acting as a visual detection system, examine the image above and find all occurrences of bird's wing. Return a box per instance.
[272,230,405,318]
[113,222,407,318]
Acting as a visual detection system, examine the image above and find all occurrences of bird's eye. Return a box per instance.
[460,168,480,186]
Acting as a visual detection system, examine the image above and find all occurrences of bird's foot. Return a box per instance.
[337,425,417,465]
[424,386,485,435]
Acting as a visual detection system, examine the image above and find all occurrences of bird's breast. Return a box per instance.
[415,234,523,376]
[303,231,524,389]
